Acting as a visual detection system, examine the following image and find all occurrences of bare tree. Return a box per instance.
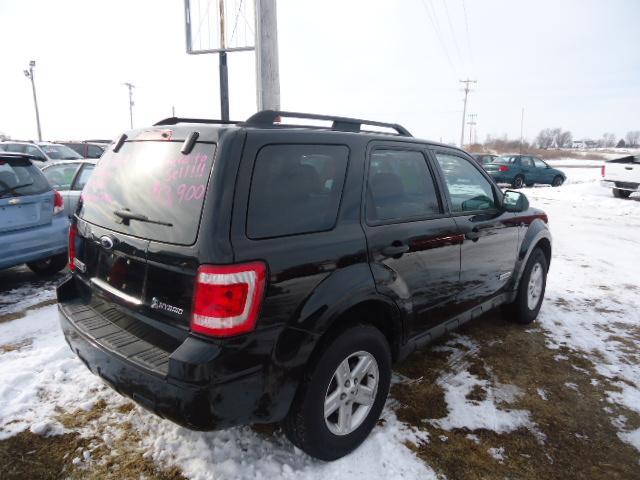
[556,130,572,148]
[625,131,640,148]
[536,128,555,149]
[600,132,616,148]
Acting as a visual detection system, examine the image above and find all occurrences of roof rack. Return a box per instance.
[244,110,412,137]
[154,117,240,126]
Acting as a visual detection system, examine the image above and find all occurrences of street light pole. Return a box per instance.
[23,60,42,141]
[123,82,135,129]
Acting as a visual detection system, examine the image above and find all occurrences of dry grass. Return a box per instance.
[392,311,640,480]
[0,299,57,324]
[0,337,33,353]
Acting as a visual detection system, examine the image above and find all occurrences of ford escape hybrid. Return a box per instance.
[58,111,552,460]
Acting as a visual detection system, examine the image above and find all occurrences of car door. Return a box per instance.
[68,163,95,216]
[363,144,462,339]
[533,157,553,183]
[431,150,520,313]
[519,156,535,183]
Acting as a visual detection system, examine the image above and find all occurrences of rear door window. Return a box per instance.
[247,144,349,239]
[79,141,215,245]
[73,164,95,190]
[43,163,81,190]
[366,149,441,223]
[0,157,50,198]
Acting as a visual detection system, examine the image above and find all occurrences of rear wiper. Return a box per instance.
[114,208,173,227]
[0,182,34,196]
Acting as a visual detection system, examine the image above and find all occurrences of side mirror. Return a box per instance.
[503,190,529,212]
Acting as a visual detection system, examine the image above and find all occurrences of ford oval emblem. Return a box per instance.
[100,236,114,250]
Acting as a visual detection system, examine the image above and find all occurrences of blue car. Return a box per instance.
[484,155,566,188]
[0,152,69,274]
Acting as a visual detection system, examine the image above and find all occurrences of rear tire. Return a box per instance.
[512,175,524,189]
[283,325,391,460]
[612,188,631,199]
[552,176,564,187]
[503,248,548,325]
[27,253,68,275]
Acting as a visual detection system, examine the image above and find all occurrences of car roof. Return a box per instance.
[41,159,98,168]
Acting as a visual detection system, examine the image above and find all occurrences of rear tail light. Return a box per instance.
[191,262,267,337]
[68,223,78,271]
[499,165,510,172]
[601,164,605,177]
[53,191,64,215]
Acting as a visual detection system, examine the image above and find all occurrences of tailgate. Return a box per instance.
[0,191,54,233]
[606,158,640,184]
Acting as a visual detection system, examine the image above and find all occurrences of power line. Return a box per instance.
[440,0,463,68]
[459,78,476,148]
[461,0,474,69]
[419,0,456,75]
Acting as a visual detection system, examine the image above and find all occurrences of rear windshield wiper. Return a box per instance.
[114,208,173,227]
[0,182,34,197]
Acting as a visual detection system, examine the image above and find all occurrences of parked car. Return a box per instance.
[41,160,97,217]
[601,155,640,198]
[57,141,109,159]
[0,141,83,164]
[484,154,566,188]
[0,152,69,274]
[471,153,498,167]
[57,111,552,460]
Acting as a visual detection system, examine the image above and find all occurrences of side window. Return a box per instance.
[435,152,497,213]
[4,144,25,153]
[247,144,349,239]
[366,149,441,223]
[533,158,547,168]
[521,156,534,167]
[73,164,95,190]
[43,164,80,190]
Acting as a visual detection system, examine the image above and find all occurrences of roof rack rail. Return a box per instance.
[154,117,240,126]
[244,110,412,137]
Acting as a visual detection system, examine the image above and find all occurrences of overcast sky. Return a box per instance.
[1,0,638,144]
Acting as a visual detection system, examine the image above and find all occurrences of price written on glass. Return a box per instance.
[152,153,209,207]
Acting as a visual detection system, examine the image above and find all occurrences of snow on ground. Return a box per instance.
[0,166,639,477]
[0,306,437,479]
[524,168,640,451]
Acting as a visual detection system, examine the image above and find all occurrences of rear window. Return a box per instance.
[0,157,50,198]
[247,144,349,239]
[79,141,216,245]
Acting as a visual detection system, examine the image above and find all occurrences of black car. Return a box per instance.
[57,111,551,460]
[57,141,109,159]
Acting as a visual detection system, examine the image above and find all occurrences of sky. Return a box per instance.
[0,0,639,145]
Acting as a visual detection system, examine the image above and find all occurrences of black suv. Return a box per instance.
[58,111,551,460]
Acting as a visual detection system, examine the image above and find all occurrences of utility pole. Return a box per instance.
[459,79,476,148]
[519,107,525,154]
[467,113,477,145]
[123,82,135,129]
[23,60,42,141]
[218,0,230,120]
[255,0,281,111]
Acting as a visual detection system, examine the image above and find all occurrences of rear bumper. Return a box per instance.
[57,276,269,430]
[601,180,640,192]
[0,215,68,270]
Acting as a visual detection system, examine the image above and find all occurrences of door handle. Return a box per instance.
[381,242,410,257]
[465,228,481,242]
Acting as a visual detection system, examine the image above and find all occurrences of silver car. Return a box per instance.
[41,160,96,218]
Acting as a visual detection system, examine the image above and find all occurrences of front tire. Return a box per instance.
[552,176,564,187]
[504,248,548,324]
[512,175,525,189]
[612,188,631,199]
[26,253,68,275]
[283,325,391,460]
